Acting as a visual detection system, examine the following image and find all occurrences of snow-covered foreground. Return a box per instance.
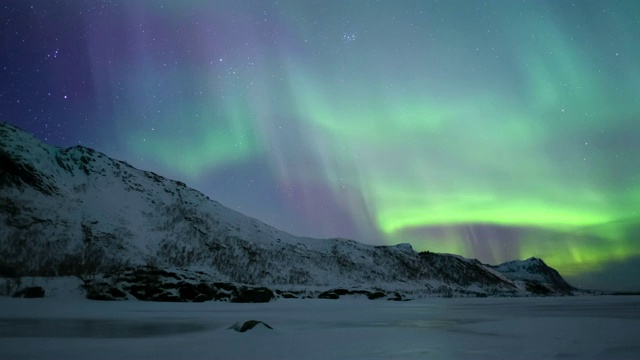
[1,296,639,359]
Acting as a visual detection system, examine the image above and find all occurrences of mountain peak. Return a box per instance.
[525,256,544,264]
[493,257,573,293]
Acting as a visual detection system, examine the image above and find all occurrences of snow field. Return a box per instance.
[1,295,638,359]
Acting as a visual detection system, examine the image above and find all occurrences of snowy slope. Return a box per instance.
[0,122,573,296]
[490,257,573,293]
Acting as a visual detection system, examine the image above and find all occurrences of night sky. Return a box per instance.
[2,0,639,291]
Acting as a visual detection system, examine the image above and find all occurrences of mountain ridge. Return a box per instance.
[0,122,574,299]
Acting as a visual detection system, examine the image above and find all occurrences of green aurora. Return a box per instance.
[116,1,640,287]
[4,0,639,290]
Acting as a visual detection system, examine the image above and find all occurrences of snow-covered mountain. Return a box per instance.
[490,257,573,294]
[0,122,574,298]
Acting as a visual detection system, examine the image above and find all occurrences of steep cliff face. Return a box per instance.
[0,122,573,296]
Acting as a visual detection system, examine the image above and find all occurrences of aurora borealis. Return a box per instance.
[2,0,639,291]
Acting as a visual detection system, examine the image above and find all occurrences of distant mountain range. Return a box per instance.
[0,122,574,300]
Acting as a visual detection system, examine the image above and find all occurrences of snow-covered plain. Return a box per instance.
[1,294,639,359]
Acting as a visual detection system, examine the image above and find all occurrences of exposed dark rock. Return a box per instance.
[0,264,18,278]
[350,290,372,296]
[229,320,273,332]
[232,286,275,303]
[214,292,232,301]
[525,281,551,295]
[177,282,216,302]
[275,289,303,299]
[367,291,386,300]
[213,282,237,292]
[86,286,127,301]
[318,291,340,299]
[333,288,350,296]
[94,267,225,302]
[136,268,182,281]
[178,283,200,301]
[108,287,127,298]
[155,293,184,302]
[0,149,58,196]
[13,286,45,298]
[193,294,209,302]
[387,292,403,301]
[319,288,379,299]
[196,283,216,299]
[127,284,165,300]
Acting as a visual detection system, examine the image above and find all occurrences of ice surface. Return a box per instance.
[1,295,638,359]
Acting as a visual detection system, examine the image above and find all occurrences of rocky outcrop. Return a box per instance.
[317,288,408,301]
[82,267,277,303]
[232,287,275,303]
[229,320,274,332]
[13,286,45,298]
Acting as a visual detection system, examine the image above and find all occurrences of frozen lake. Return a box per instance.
[1,295,639,359]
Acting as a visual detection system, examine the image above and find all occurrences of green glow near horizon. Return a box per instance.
[277,13,640,275]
